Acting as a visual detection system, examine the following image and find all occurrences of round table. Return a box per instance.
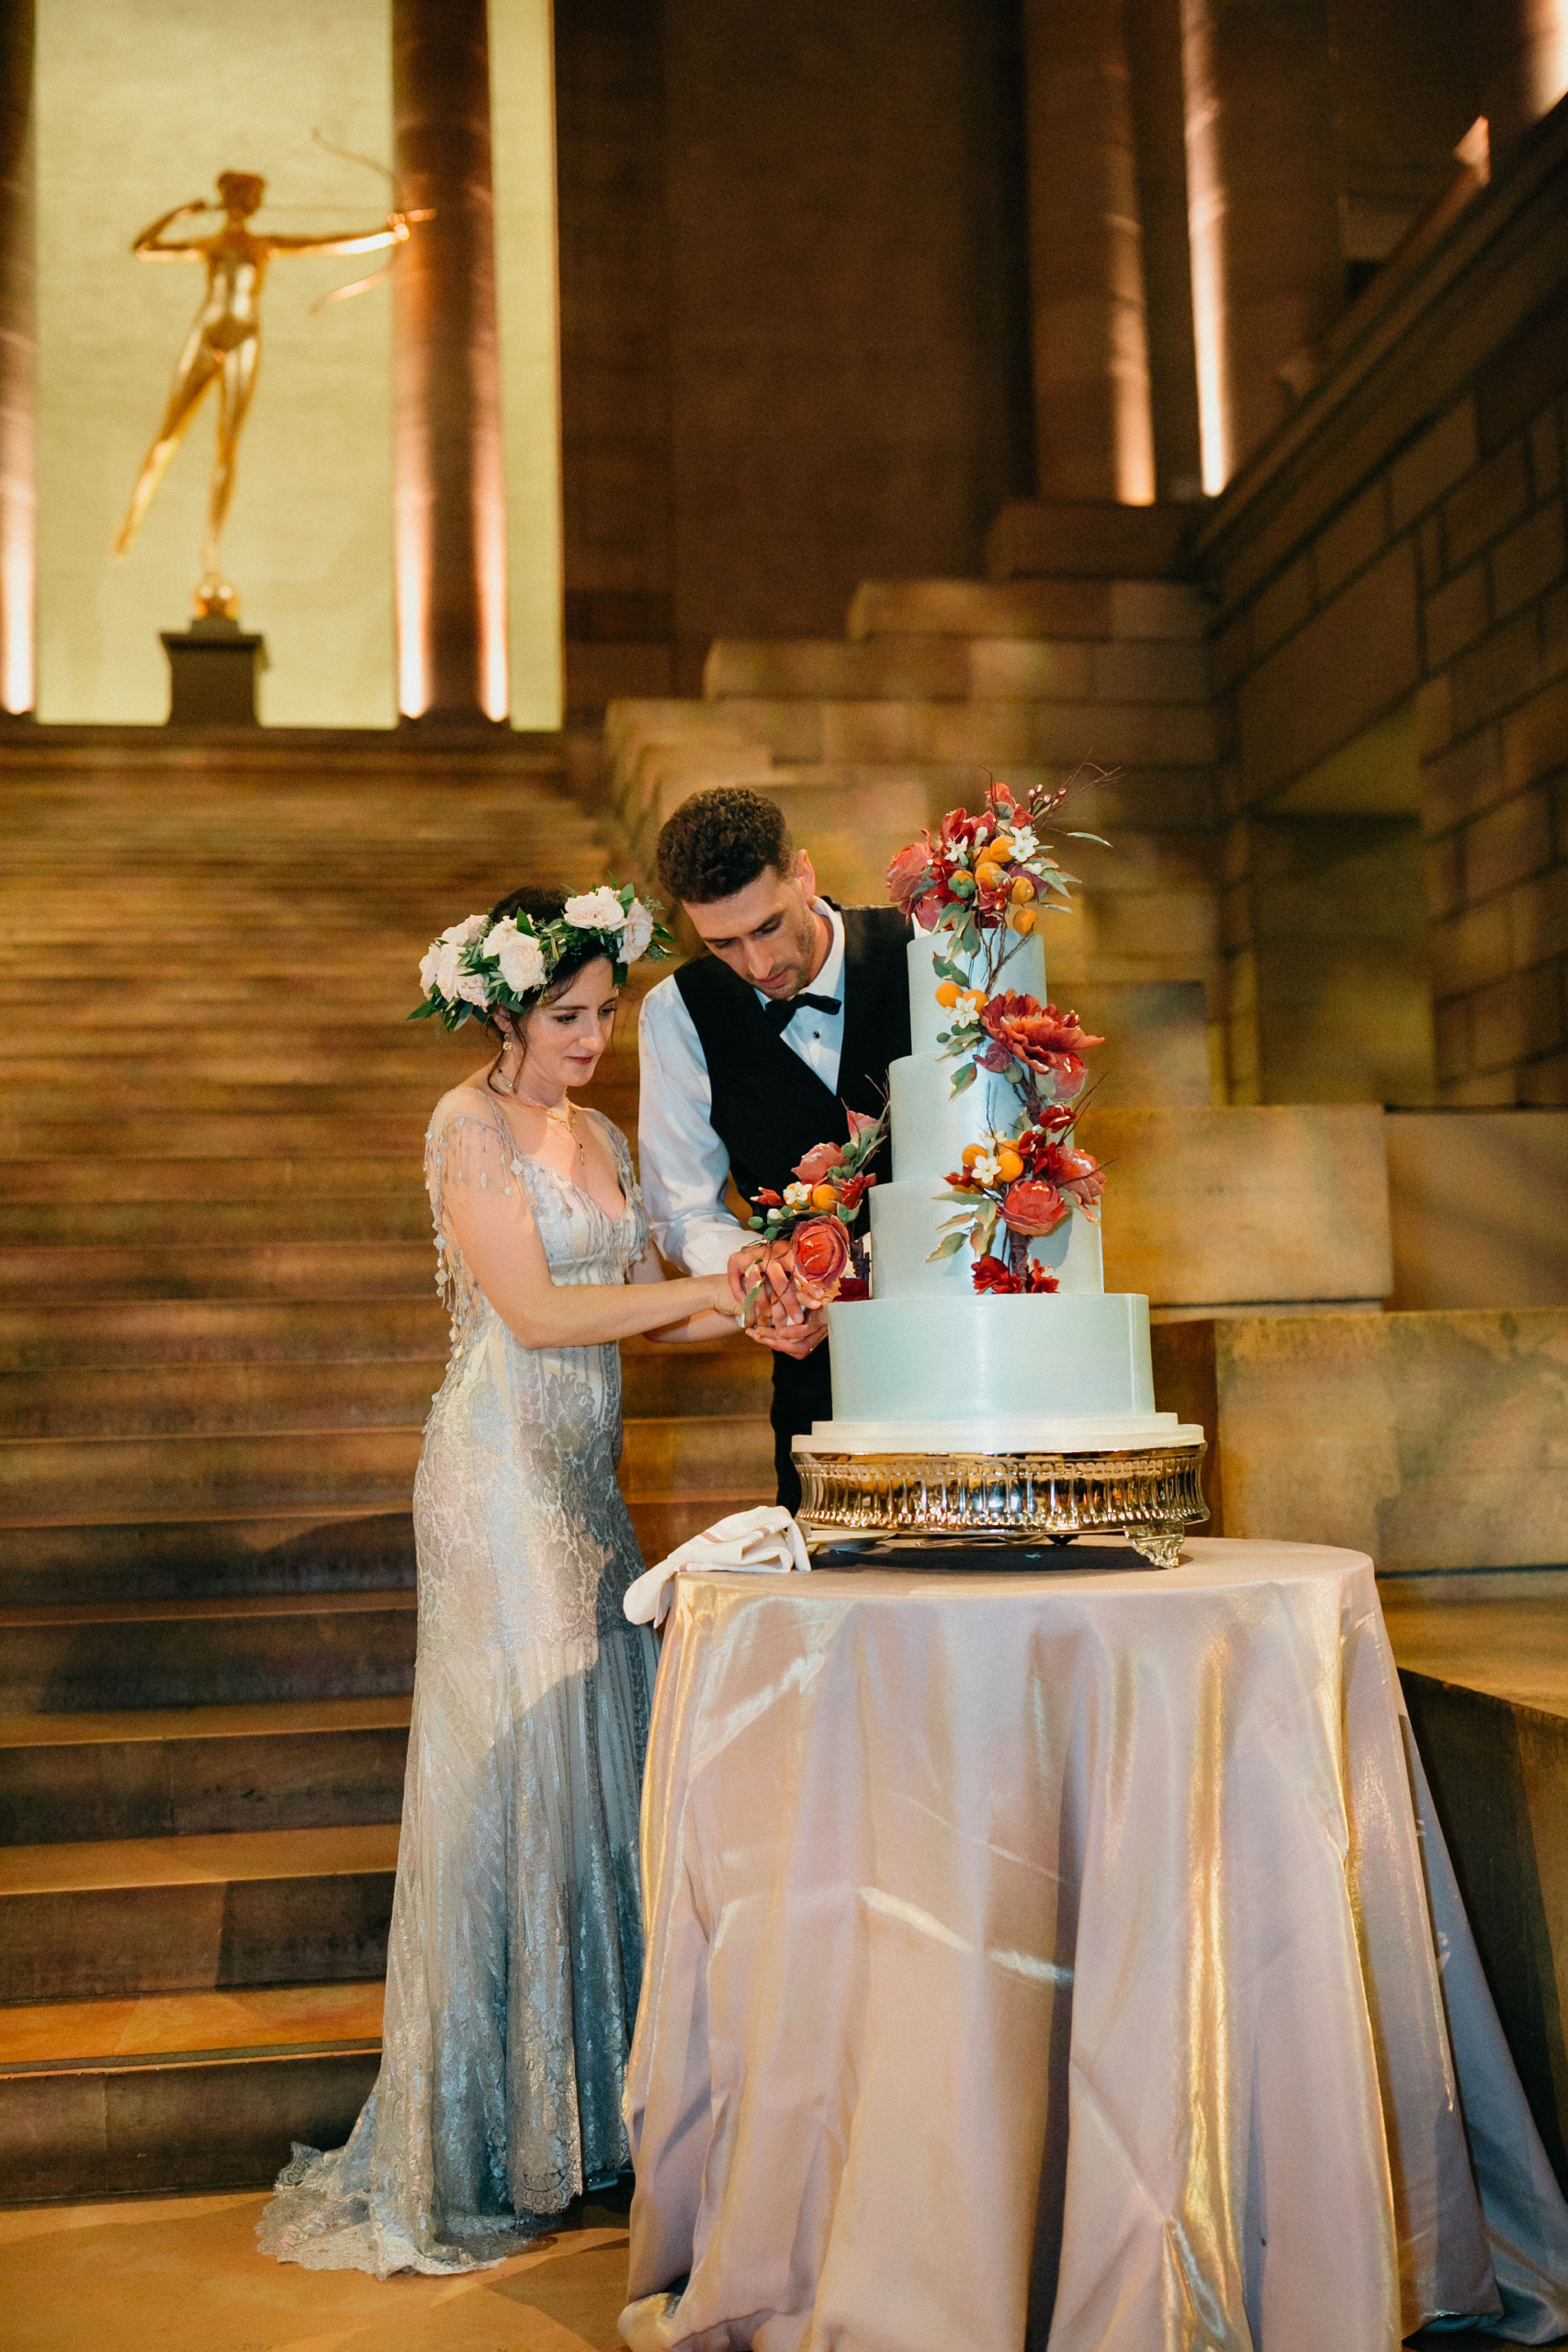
[619,1538,1568,2352]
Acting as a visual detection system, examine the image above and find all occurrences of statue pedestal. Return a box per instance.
[161,616,265,725]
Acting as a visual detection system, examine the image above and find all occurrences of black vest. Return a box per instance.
[673,902,911,1206]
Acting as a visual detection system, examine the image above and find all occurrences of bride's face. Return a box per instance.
[516,956,619,1092]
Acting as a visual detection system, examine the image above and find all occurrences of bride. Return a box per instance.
[260,882,773,2278]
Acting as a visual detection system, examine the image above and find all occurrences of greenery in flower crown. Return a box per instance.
[409,884,672,1033]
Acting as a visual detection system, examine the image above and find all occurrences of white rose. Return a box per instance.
[484,922,547,997]
[619,899,655,960]
[440,913,489,947]
[563,886,626,933]
[418,942,443,995]
[434,940,465,999]
[454,965,491,1009]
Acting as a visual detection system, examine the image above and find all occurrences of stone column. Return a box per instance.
[0,0,34,718]
[1021,0,1156,504]
[392,0,508,725]
[1125,0,1203,502]
[1179,0,1342,489]
[1469,0,1568,164]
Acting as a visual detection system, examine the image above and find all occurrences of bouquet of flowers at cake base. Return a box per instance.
[739,1103,889,1320]
[927,1113,1105,1297]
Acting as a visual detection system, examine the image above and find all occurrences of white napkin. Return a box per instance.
[623,1504,812,1629]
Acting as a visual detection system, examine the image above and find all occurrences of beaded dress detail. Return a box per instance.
[259,1096,658,2277]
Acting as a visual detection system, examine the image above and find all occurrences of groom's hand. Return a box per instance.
[727,1242,807,1326]
[749,1311,829,1358]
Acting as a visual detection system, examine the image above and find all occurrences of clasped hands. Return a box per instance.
[724,1241,829,1358]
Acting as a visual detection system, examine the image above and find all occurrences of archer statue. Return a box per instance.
[112,168,413,618]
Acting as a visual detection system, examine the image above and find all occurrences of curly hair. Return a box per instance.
[655,787,794,906]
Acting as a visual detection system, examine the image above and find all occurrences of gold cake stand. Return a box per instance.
[795,1439,1208,1568]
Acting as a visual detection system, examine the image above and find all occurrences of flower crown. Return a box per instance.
[411,884,671,1033]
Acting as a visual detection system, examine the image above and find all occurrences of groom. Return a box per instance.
[637,786,911,1511]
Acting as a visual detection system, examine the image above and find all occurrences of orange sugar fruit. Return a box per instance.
[975,861,1003,891]
[809,1183,840,1211]
[1008,906,1037,935]
[961,1143,984,1166]
[934,980,961,1008]
[1010,875,1036,903]
[996,1150,1024,1181]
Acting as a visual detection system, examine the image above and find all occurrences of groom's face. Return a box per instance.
[683,853,825,1000]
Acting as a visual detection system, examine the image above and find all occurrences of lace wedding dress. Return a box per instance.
[259,1098,660,2277]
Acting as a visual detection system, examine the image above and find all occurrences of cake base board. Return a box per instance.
[794,1439,1209,1569]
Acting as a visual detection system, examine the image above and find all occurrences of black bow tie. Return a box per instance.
[761,990,841,1032]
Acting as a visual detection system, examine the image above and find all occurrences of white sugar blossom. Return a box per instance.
[619,898,655,960]
[563,887,626,933]
[784,1181,814,1210]
[971,1152,1001,1186]
[1008,827,1040,863]
[484,922,548,997]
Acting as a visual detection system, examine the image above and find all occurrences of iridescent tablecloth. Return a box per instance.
[619,1538,1568,2352]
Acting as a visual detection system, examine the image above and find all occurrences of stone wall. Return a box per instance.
[1195,96,1568,1106]
[553,0,1033,713]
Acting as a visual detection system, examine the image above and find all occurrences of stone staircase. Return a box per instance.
[0,730,772,2200]
[604,574,1224,1106]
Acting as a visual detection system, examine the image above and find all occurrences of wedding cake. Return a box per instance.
[785,782,1206,1555]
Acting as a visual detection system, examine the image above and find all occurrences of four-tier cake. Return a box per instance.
[793,784,1207,1564]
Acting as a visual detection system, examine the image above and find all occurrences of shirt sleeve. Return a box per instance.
[637,979,750,1275]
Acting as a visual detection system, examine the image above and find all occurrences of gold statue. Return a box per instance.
[113,170,412,618]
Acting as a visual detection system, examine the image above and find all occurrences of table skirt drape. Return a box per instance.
[619,1540,1568,2352]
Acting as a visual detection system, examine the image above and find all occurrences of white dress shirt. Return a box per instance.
[637,901,846,1275]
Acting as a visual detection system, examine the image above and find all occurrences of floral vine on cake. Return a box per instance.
[739,1104,889,1320]
[886,775,1105,985]
[927,1114,1106,1294]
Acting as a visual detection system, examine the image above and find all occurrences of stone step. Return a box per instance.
[703,633,1209,707]
[0,1196,434,1249]
[688,692,1219,772]
[0,1823,399,2001]
[0,1698,410,1843]
[0,1239,434,1302]
[985,496,1200,582]
[1,1114,432,1158]
[0,1591,418,1712]
[0,1510,422,1608]
[0,1980,383,2202]
[0,1341,773,1438]
[845,576,1209,642]
[0,1079,642,1125]
[0,1297,446,1372]
[0,1495,737,1609]
[0,1411,774,1522]
[2,1157,424,1206]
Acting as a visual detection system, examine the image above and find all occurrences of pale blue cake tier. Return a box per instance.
[907,926,1045,1057]
[820,1291,1156,1430]
[889,1051,1038,1181]
[868,1180,1103,1299]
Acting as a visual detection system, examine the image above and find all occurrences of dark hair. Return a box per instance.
[655,787,793,906]
[483,886,615,1027]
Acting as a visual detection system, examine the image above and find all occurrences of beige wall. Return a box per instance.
[491,0,563,731]
[35,0,398,727]
[33,0,562,731]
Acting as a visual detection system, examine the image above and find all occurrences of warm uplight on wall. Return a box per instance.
[0,498,32,713]
[1179,0,1231,495]
[1527,1,1568,119]
[394,483,431,719]
[477,451,509,725]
